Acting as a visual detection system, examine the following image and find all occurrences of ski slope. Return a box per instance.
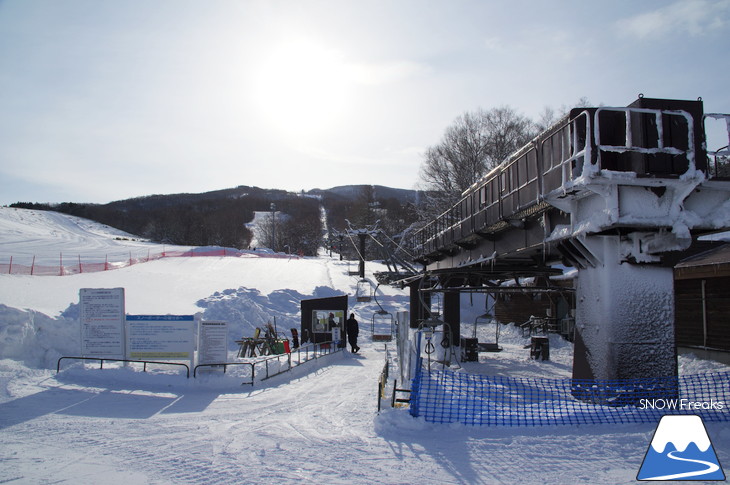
[1,207,729,484]
[0,206,169,263]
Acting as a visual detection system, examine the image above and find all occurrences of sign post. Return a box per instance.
[198,321,228,370]
[126,315,195,370]
[79,288,125,359]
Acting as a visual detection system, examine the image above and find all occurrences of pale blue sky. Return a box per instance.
[1,0,729,204]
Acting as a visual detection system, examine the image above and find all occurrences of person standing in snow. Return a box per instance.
[346,313,360,353]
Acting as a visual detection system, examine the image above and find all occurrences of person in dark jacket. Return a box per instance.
[345,313,360,353]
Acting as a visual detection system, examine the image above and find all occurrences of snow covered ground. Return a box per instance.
[1,207,729,484]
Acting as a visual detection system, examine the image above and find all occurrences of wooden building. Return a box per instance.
[493,274,576,338]
[674,243,730,363]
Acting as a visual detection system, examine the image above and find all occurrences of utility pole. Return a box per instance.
[358,232,367,278]
[270,203,276,252]
[344,220,379,279]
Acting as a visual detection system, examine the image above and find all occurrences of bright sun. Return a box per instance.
[253,39,351,138]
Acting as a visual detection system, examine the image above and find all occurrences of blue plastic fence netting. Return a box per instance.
[409,360,730,426]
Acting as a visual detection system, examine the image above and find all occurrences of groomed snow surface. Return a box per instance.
[1,207,729,484]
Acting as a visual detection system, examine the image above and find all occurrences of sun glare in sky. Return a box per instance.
[1,1,728,204]
[252,39,351,139]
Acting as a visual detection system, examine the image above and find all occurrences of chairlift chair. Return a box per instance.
[356,279,372,302]
[474,312,502,352]
[347,261,360,276]
[370,283,393,341]
[371,308,394,341]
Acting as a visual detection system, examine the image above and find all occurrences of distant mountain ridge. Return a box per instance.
[99,184,419,211]
[308,185,419,204]
[10,184,421,254]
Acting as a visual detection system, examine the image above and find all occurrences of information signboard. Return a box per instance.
[198,321,228,366]
[79,288,125,358]
[126,315,195,361]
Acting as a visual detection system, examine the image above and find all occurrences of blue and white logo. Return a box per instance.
[638,415,725,481]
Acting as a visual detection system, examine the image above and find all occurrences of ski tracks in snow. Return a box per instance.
[0,348,386,484]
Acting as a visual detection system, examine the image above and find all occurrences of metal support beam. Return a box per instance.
[443,291,460,348]
[409,280,430,329]
[358,233,367,279]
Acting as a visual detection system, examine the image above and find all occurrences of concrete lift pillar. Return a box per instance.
[572,235,677,381]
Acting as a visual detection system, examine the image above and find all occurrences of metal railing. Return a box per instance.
[57,342,343,385]
[193,362,255,384]
[705,113,730,179]
[377,344,390,412]
[411,113,589,257]
[258,341,342,381]
[194,341,343,384]
[594,107,695,174]
[57,356,190,378]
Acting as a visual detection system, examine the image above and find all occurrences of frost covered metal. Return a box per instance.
[407,96,730,382]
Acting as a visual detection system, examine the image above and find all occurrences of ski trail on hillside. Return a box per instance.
[324,257,337,289]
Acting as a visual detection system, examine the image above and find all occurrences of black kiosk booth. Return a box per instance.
[300,295,348,347]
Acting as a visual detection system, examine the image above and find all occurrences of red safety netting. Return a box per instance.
[1,248,300,276]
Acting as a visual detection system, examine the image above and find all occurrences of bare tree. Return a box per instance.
[279,209,323,256]
[254,210,283,251]
[255,201,324,256]
[535,105,559,133]
[418,106,537,218]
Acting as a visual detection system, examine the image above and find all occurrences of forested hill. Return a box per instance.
[10,185,420,256]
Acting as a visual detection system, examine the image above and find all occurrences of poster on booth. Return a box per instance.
[79,288,126,359]
[198,321,228,367]
[312,310,344,334]
[125,315,195,363]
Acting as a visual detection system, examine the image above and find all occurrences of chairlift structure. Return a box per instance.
[430,292,442,319]
[403,96,730,381]
[338,219,419,284]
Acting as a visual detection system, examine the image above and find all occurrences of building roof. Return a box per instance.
[675,243,730,280]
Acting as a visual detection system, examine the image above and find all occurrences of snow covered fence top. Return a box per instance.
[410,362,730,427]
[1,246,300,276]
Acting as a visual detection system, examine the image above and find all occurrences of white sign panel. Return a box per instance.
[126,315,194,360]
[79,288,125,358]
[198,321,228,365]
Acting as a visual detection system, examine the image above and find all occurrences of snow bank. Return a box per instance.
[198,285,347,348]
[0,304,78,368]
